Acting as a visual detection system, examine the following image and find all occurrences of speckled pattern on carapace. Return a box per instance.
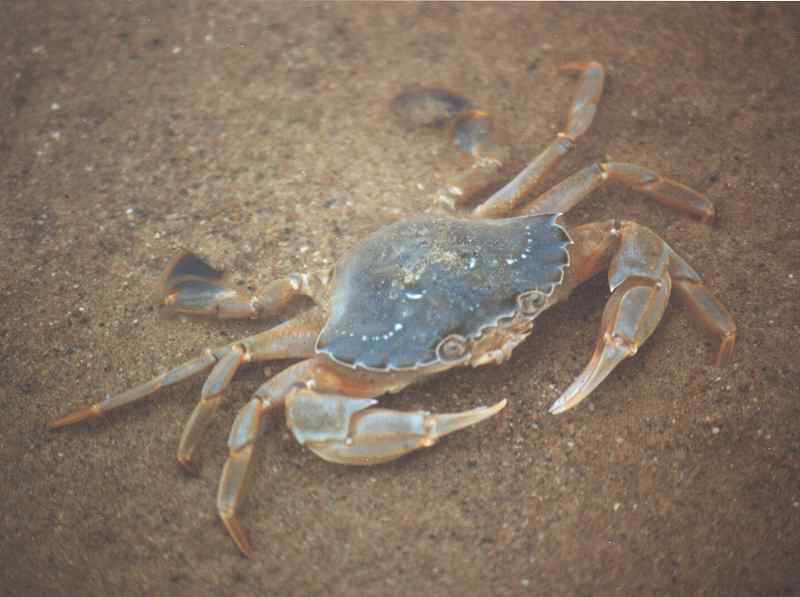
[2,3,799,597]
[318,214,569,370]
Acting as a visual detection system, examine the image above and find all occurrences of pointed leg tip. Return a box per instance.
[559,61,603,74]
[714,333,736,368]
[221,514,254,558]
[487,398,508,413]
[239,547,254,559]
[548,393,582,415]
[48,417,67,430]
[48,405,100,429]
[177,457,201,478]
[430,399,508,438]
[470,398,507,422]
[237,538,255,559]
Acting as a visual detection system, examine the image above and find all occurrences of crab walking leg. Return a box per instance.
[160,251,329,319]
[48,352,217,429]
[473,62,605,219]
[217,359,318,557]
[286,390,507,465]
[523,162,715,223]
[550,221,674,415]
[48,309,324,431]
[669,256,737,367]
[175,347,246,475]
[177,308,326,473]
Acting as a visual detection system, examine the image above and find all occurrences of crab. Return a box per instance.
[50,62,736,557]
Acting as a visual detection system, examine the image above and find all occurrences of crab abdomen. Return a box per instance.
[317,214,570,370]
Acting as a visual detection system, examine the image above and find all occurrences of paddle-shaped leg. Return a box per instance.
[391,62,604,213]
[392,88,510,210]
[160,251,328,319]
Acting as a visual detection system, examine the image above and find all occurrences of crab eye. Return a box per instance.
[518,290,547,315]
[436,334,468,361]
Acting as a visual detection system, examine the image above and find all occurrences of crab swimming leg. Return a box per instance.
[472,61,605,218]
[434,108,511,210]
[548,220,735,414]
[160,251,329,319]
[522,161,715,223]
[49,308,325,472]
[392,62,604,214]
[392,88,510,210]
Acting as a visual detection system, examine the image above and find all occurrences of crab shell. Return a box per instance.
[316,213,571,371]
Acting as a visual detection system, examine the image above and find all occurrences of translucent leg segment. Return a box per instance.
[669,256,737,367]
[286,390,507,466]
[473,62,605,219]
[524,162,715,222]
[48,352,216,429]
[216,360,318,557]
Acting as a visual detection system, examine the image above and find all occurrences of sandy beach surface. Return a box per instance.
[2,4,798,596]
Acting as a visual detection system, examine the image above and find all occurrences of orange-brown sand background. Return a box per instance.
[3,4,798,596]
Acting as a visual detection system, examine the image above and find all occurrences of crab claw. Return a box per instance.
[550,224,673,414]
[548,339,629,415]
[287,391,508,466]
[159,252,255,318]
[427,399,509,440]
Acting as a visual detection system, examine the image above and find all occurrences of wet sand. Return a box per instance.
[2,3,799,596]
